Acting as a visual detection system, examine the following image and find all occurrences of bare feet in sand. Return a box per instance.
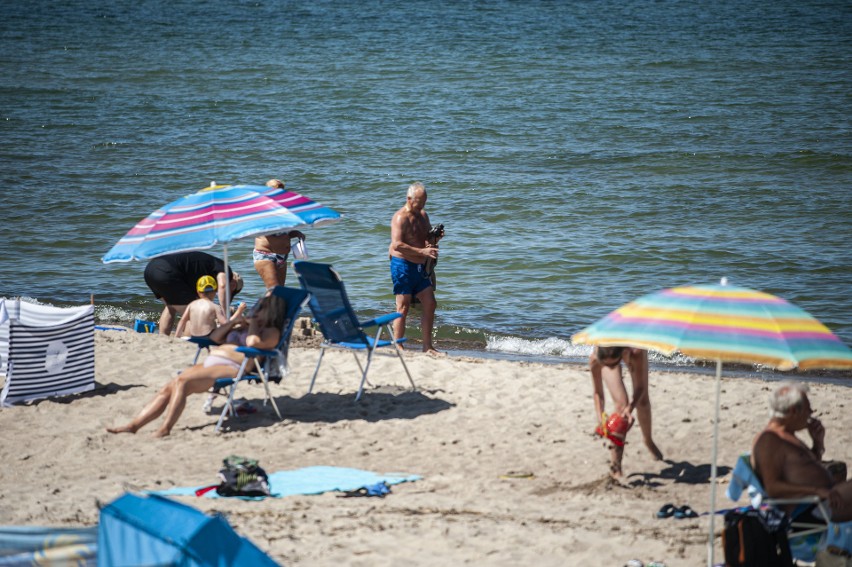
[106,424,138,434]
[646,440,664,461]
[424,348,445,356]
[609,444,624,479]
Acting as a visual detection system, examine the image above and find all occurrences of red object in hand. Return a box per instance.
[605,412,632,446]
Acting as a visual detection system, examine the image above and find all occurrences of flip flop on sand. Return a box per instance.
[656,503,677,518]
[673,505,698,519]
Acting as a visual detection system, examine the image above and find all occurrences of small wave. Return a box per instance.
[95,304,154,326]
[485,334,702,368]
[486,335,585,358]
[2,296,155,328]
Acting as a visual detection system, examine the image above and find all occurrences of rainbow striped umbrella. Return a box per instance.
[571,281,852,371]
[571,280,852,566]
[102,183,341,309]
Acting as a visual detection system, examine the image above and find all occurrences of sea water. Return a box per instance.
[1,0,850,375]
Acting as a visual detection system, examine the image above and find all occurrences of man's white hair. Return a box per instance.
[407,181,425,199]
[769,381,809,418]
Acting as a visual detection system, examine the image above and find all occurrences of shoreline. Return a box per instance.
[10,294,851,382]
[97,320,852,384]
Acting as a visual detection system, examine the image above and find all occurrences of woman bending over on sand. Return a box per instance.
[107,293,287,438]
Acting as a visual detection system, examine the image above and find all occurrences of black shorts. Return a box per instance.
[144,258,200,306]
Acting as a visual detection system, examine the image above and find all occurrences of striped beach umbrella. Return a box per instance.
[571,279,852,566]
[102,183,341,309]
[571,280,852,371]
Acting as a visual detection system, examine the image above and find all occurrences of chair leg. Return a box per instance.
[355,347,376,402]
[308,347,326,394]
[215,380,239,433]
[256,361,282,421]
[215,359,249,433]
[385,323,415,390]
[350,351,373,388]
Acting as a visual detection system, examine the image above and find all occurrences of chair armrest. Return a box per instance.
[185,336,219,349]
[235,346,279,358]
[764,495,821,506]
[361,312,402,327]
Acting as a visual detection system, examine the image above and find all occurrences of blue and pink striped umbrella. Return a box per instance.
[102,184,341,263]
[571,281,852,566]
[102,183,341,311]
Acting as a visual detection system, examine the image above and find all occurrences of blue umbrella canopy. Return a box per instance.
[102,184,341,263]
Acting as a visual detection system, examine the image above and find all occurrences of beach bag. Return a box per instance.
[215,455,270,497]
[723,507,793,567]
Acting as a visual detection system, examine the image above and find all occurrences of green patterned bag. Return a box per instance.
[215,455,270,497]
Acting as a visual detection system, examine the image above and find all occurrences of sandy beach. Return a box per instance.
[1,329,850,566]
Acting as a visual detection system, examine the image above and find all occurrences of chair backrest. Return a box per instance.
[727,453,766,507]
[267,286,309,359]
[292,262,366,345]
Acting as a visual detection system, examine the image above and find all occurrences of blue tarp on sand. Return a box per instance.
[153,465,422,498]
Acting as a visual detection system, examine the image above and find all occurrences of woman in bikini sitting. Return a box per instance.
[107,292,287,438]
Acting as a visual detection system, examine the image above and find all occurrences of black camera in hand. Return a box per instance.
[427,224,445,244]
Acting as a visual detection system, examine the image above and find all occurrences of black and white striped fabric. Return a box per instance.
[0,299,95,406]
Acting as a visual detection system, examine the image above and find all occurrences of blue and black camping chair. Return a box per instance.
[292,261,415,401]
[188,286,308,432]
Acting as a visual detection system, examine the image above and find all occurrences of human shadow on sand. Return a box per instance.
[626,459,732,487]
[198,388,454,433]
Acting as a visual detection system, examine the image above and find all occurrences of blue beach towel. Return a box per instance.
[152,466,421,499]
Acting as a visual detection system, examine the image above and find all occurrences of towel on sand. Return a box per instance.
[152,466,421,499]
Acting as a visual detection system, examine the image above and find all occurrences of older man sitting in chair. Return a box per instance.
[752,381,852,523]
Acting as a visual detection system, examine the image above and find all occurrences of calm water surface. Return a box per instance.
[1,0,851,374]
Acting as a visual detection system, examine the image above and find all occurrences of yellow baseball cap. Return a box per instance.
[197,275,217,293]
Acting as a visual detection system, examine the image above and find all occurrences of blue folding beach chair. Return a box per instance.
[292,261,415,401]
[189,286,308,432]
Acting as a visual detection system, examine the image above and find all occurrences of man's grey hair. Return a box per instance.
[770,381,809,418]
[407,182,426,199]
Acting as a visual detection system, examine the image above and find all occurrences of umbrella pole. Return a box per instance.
[707,358,722,567]
[223,245,231,316]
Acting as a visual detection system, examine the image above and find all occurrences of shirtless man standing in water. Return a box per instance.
[389,182,442,355]
[752,381,852,522]
[253,179,306,288]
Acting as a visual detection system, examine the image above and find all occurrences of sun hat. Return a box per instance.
[197,275,217,293]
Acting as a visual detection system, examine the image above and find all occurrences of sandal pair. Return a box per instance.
[656,503,698,519]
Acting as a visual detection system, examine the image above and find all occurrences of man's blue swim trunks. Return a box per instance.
[390,257,432,296]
